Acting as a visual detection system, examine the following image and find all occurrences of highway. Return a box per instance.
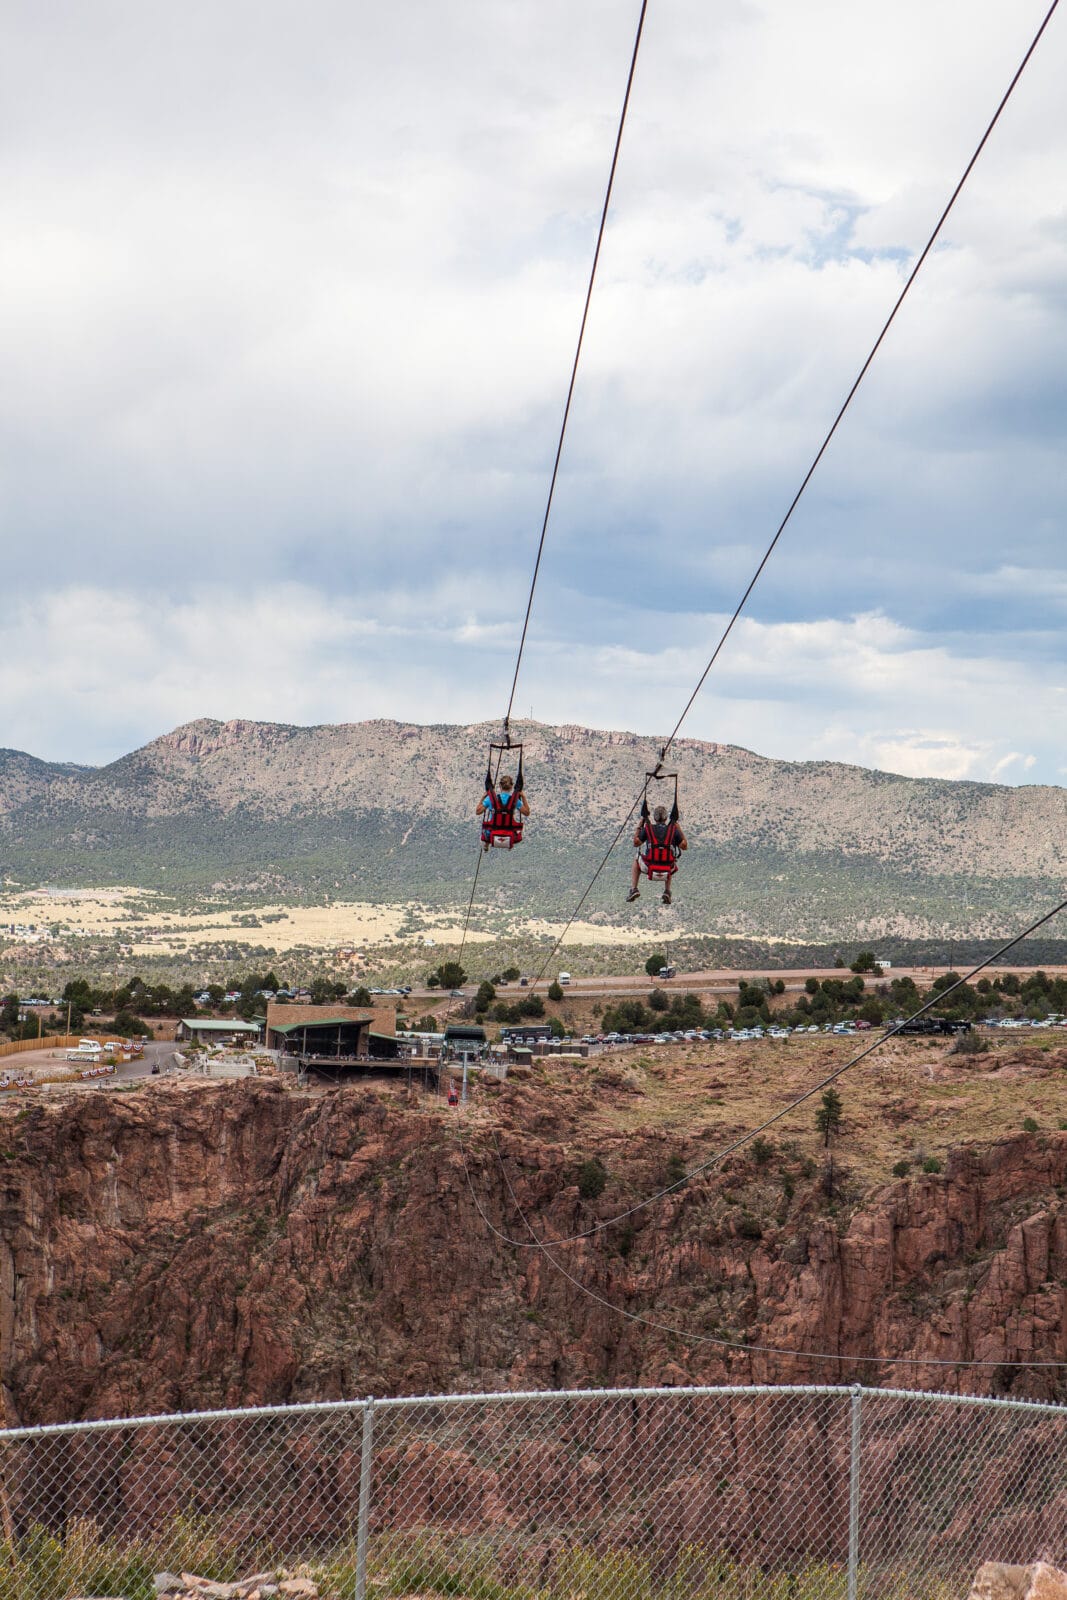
[406,961,1067,1005]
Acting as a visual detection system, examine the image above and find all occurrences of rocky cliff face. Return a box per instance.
[2,1079,1066,1425]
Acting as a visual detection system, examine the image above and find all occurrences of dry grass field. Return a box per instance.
[0,886,686,957]
[483,1029,1067,1190]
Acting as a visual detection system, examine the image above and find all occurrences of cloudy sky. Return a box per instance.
[2,0,1064,782]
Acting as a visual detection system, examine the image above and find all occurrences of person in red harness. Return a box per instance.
[479,772,530,851]
[627,803,687,905]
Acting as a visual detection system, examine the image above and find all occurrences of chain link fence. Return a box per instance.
[2,1386,1066,1600]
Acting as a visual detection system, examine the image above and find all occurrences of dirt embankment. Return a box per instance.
[2,1069,1067,1425]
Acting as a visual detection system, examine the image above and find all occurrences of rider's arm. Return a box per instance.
[518,796,530,815]
[677,829,688,850]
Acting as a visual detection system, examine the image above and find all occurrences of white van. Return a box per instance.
[558,972,571,985]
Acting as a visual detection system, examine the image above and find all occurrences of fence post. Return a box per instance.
[355,1398,375,1600]
[0,1442,15,1548]
[848,1385,863,1600]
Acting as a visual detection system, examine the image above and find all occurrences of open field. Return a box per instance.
[475,1026,1067,1192]
[2,885,1065,1002]
[0,886,705,958]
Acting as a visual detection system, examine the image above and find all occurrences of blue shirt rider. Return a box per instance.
[479,773,530,851]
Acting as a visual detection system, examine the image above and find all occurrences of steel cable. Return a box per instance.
[479,1125,1067,1369]
[524,0,1062,985]
[443,1,650,1026]
[503,0,649,733]
[464,893,1067,1248]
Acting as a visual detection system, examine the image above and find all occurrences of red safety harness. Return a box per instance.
[638,764,682,881]
[482,785,524,849]
[479,736,524,851]
[640,817,679,880]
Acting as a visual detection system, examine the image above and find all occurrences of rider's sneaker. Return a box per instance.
[626,889,640,903]
[662,889,672,905]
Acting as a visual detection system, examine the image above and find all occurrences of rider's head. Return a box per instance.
[653,805,667,823]
[499,774,514,791]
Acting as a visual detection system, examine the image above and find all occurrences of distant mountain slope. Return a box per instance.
[0,718,1063,940]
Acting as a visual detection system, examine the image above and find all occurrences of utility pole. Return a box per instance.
[461,1050,470,1106]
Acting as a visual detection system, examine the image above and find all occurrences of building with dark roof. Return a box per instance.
[264,1001,397,1059]
[176,1018,263,1045]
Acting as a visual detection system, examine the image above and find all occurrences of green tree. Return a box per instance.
[475,980,496,1014]
[63,977,97,1010]
[859,998,884,1025]
[173,984,199,1016]
[112,1009,153,1038]
[1,994,20,1035]
[815,1088,843,1147]
[851,951,878,973]
[648,989,669,1012]
[576,1158,607,1200]
[309,977,346,1005]
[351,986,373,1006]
[645,952,668,977]
[436,961,467,990]
[805,977,819,995]
[501,966,521,982]
[547,980,564,1003]
[751,1137,775,1167]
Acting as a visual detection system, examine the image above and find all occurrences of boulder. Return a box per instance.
[968,1563,1067,1600]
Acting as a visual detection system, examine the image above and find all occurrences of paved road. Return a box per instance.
[406,961,1067,1004]
[112,1040,176,1082]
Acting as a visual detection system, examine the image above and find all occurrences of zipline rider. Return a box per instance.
[479,771,530,852]
[627,804,687,906]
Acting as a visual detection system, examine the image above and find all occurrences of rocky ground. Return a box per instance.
[2,1031,1067,1424]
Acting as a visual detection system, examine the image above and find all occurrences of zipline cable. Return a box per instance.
[471,903,1067,1369]
[465,893,1067,1248]
[483,1125,1067,1369]
[502,0,650,734]
[449,0,1067,1370]
[444,1,650,1025]
[524,0,1061,986]
[659,0,1062,764]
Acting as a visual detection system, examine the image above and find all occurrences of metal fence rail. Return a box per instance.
[2,1385,1066,1600]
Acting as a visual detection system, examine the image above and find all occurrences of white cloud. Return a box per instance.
[1,589,1062,791]
[0,0,1064,773]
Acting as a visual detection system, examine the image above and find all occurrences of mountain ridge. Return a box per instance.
[0,717,1063,940]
